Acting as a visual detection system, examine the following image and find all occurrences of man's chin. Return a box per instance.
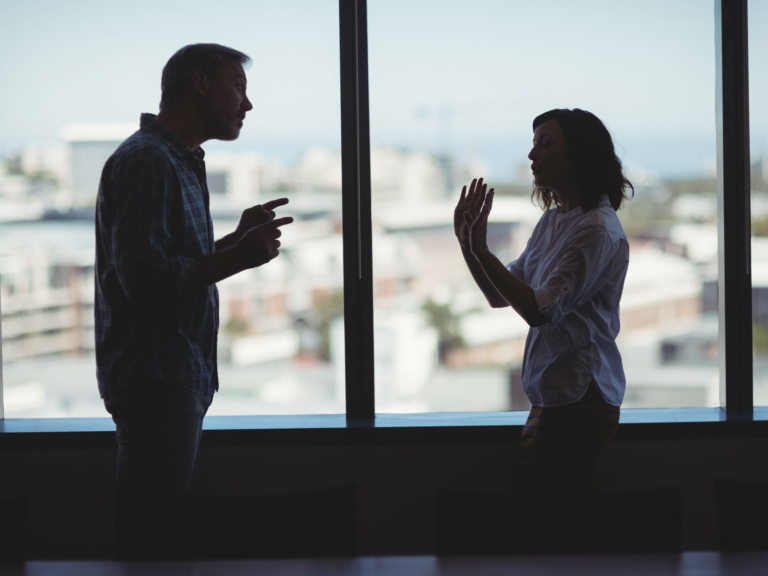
[216,128,241,142]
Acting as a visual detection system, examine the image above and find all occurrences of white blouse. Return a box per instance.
[507,195,629,407]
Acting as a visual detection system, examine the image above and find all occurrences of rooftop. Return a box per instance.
[60,123,137,143]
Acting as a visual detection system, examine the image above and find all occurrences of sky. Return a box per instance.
[1,0,766,179]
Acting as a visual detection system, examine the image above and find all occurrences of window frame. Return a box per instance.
[716,0,753,413]
[340,0,375,420]
[340,0,756,418]
[0,0,757,426]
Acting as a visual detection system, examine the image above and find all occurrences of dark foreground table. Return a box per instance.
[0,552,766,576]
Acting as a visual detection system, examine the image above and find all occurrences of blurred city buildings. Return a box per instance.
[3,124,767,417]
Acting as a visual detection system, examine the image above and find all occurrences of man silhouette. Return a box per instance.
[95,44,292,493]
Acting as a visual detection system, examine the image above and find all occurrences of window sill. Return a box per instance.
[1,407,768,449]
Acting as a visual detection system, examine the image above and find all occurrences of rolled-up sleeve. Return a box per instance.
[506,240,529,284]
[110,153,196,309]
[534,224,627,325]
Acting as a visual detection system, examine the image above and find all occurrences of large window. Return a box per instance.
[751,0,768,405]
[0,0,758,420]
[368,0,719,411]
[0,0,344,417]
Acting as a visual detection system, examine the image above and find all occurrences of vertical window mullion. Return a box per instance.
[339,0,375,420]
[0,288,4,420]
[716,0,753,413]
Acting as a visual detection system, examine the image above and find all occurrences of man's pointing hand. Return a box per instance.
[234,216,294,270]
[235,197,290,239]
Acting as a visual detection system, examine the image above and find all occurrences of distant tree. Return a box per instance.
[5,154,23,175]
[754,324,768,354]
[664,176,717,198]
[313,289,344,361]
[224,315,248,336]
[616,188,675,239]
[28,170,60,187]
[274,182,291,193]
[752,159,766,192]
[754,216,768,237]
[421,297,464,363]
[617,175,720,239]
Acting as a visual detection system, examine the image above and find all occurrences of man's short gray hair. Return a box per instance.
[160,43,251,109]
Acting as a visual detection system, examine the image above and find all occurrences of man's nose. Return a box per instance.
[244,96,254,112]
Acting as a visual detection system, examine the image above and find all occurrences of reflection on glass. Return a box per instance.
[0,1,343,417]
[369,0,718,412]
[750,0,768,406]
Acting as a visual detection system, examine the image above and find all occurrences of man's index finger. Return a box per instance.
[262,198,290,210]
[271,216,294,228]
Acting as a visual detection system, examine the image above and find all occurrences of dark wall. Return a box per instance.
[2,432,768,559]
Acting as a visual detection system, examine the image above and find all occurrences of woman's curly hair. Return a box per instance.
[532,108,634,212]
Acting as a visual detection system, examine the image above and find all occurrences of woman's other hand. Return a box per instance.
[464,187,494,256]
[454,177,488,247]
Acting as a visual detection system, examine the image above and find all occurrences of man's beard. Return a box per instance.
[216,120,241,141]
[217,127,240,141]
[207,106,241,141]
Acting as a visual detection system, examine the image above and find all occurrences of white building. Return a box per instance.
[61,123,137,205]
[0,224,95,363]
[373,196,541,301]
[20,143,71,188]
[205,151,274,201]
[330,312,439,410]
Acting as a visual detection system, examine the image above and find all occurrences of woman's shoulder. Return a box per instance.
[579,197,626,241]
[537,206,561,225]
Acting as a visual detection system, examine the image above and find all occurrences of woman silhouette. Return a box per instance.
[455,108,633,493]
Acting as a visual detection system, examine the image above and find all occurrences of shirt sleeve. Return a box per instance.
[506,237,530,284]
[533,224,627,325]
[109,153,196,309]
[506,214,549,285]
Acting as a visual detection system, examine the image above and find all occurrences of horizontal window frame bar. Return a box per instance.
[2,408,768,450]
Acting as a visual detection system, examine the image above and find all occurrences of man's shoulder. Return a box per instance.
[108,129,176,172]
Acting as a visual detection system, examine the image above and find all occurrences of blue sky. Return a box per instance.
[1,0,766,179]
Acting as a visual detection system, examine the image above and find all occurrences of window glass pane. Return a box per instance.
[750,0,768,406]
[0,1,343,417]
[369,0,718,412]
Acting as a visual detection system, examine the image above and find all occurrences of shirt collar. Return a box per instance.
[555,194,610,222]
[139,113,205,161]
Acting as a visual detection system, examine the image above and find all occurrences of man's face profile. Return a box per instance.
[203,58,253,142]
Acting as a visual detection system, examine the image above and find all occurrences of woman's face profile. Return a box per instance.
[528,119,573,192]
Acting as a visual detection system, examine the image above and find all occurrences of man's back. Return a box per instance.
[95,113,219,400]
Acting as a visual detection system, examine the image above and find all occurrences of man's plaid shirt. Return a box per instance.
[95,113,219,399]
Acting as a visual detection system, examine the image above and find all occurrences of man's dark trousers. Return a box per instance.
[104,378,213,494]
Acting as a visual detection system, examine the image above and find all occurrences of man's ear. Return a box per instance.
[191,69,211,98]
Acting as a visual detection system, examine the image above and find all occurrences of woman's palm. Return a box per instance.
[465,187,494,255]
[455,178,487,243]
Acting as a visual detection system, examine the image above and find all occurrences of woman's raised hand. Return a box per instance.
[464,186,495,256]
[454,177,488,247]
